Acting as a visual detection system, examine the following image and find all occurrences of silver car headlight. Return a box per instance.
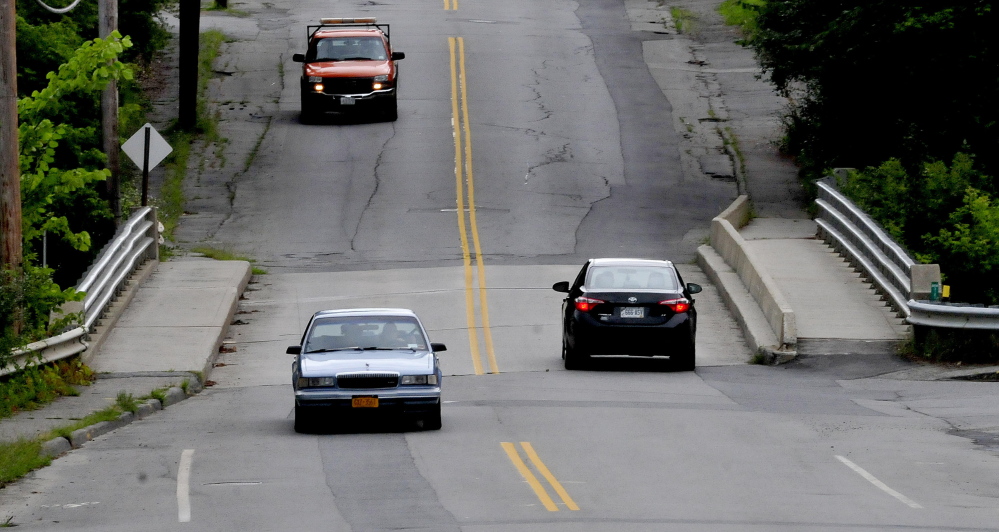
[401,375,438,385]
[298,376,336,388]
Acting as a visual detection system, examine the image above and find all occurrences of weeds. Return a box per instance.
[116,391,139,413]
[0,359,93,420]
[670,7,698,35]
[718,0,765,40]
[0,439,50,487]
[192,245,267,275]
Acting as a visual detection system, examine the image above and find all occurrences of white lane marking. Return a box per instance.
[836,455,923,509]
[177,449,195,522]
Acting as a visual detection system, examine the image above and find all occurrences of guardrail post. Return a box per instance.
[909,264,940,301]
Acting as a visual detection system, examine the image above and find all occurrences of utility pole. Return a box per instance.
[178,0,200,130]
[0,0,23,270]
[99,0,120,221]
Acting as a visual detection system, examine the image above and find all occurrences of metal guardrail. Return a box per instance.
[815,176,999,332]
[77,207,159,331]
[814,177,915,318]
[1,208,159,376]
[908,300,999,330]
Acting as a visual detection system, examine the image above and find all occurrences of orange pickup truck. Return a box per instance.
[292,18,405,123]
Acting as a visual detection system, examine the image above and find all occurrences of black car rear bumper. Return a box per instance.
[568,311,694,356]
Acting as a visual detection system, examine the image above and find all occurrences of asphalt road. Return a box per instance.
[4,0,999,530]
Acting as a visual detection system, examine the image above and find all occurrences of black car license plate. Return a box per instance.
[619,307,645,318]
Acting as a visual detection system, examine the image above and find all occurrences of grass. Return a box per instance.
[718,0,765,40]
[0,385,184,489]
[191,245,267,275]
[722,126,748,179]
[0,359,93,420]
[0,439,50,487]
[670,7,698,35]
[158,29,229,247]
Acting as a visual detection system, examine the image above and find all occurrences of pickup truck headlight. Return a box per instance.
[401,375,438,385]
[298,376,336,388]
[373,75,388,82]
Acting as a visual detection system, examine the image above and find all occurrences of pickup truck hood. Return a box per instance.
[301,350,434,377]
[305,61,391,78]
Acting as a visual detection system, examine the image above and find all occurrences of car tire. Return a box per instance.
[294,404,315,433]
[422,403,442,430]
[300,92,316,124]
[383,95,398,122]
[563,339,588,370]
[674,338,696,371]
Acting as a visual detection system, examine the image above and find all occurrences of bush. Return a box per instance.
[0,265,83,369]
[751,1,998,178]
[841,153,999,304]
[0,359,93,419]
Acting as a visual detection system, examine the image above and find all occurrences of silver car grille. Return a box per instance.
[336,372,399,389]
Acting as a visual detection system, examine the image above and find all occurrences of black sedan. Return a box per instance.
[552,258,701,370]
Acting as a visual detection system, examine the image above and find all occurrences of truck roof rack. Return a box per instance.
[307,18,389,41]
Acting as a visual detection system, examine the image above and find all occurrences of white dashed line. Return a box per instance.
[177,449,195,522]
[836,455,923,509]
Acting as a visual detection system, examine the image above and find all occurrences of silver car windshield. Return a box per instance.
[586,266,679,291]
[304,316,427,353]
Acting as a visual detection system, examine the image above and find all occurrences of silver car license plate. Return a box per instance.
[340,96,356,105]
[620,307,645,318]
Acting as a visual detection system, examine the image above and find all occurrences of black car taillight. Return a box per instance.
[659,298,690,313]
[575,296,604,312]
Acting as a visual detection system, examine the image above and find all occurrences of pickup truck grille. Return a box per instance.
[337,372,398,389]
[322,78,374,94]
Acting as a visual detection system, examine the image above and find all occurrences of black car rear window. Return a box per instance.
[585,266,678,291]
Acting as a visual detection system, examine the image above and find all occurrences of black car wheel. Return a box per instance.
[383,94,398,122]
[563,339,588,370]
[294,404,315,433]
[673,337,696,371]
[422,403,442,430]
[300,91,316,124]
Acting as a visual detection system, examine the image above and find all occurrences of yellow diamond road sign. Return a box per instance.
[121,123,172,170]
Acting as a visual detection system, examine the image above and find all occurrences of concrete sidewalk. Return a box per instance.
[0,259,250,453]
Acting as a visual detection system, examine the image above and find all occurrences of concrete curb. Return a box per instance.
[199,263,253,380]
[697,244,798,365]
[699,196,798,364]
[38,387,194,458]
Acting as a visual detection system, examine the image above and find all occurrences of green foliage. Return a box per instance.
[751,1,998,177]
[0,265,84,368]
[15,0,172,70]
[843,154,999,304]
[718,0,765,39]
[922,189,999,303]
[0,438,50,487]
[115,391,139,413]
[0,359,93,419]
[670,7,698,34]
[18,32,135,254]
[912,327,999,364]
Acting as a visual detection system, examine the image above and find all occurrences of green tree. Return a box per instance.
[18,31,135,253]
[752,1,997,178]
[2,32,135,367]
[843,154,998,304]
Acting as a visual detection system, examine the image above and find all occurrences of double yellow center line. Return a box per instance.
[449,36,498,376]
[444,0,458,10]
[502,442,580,511]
